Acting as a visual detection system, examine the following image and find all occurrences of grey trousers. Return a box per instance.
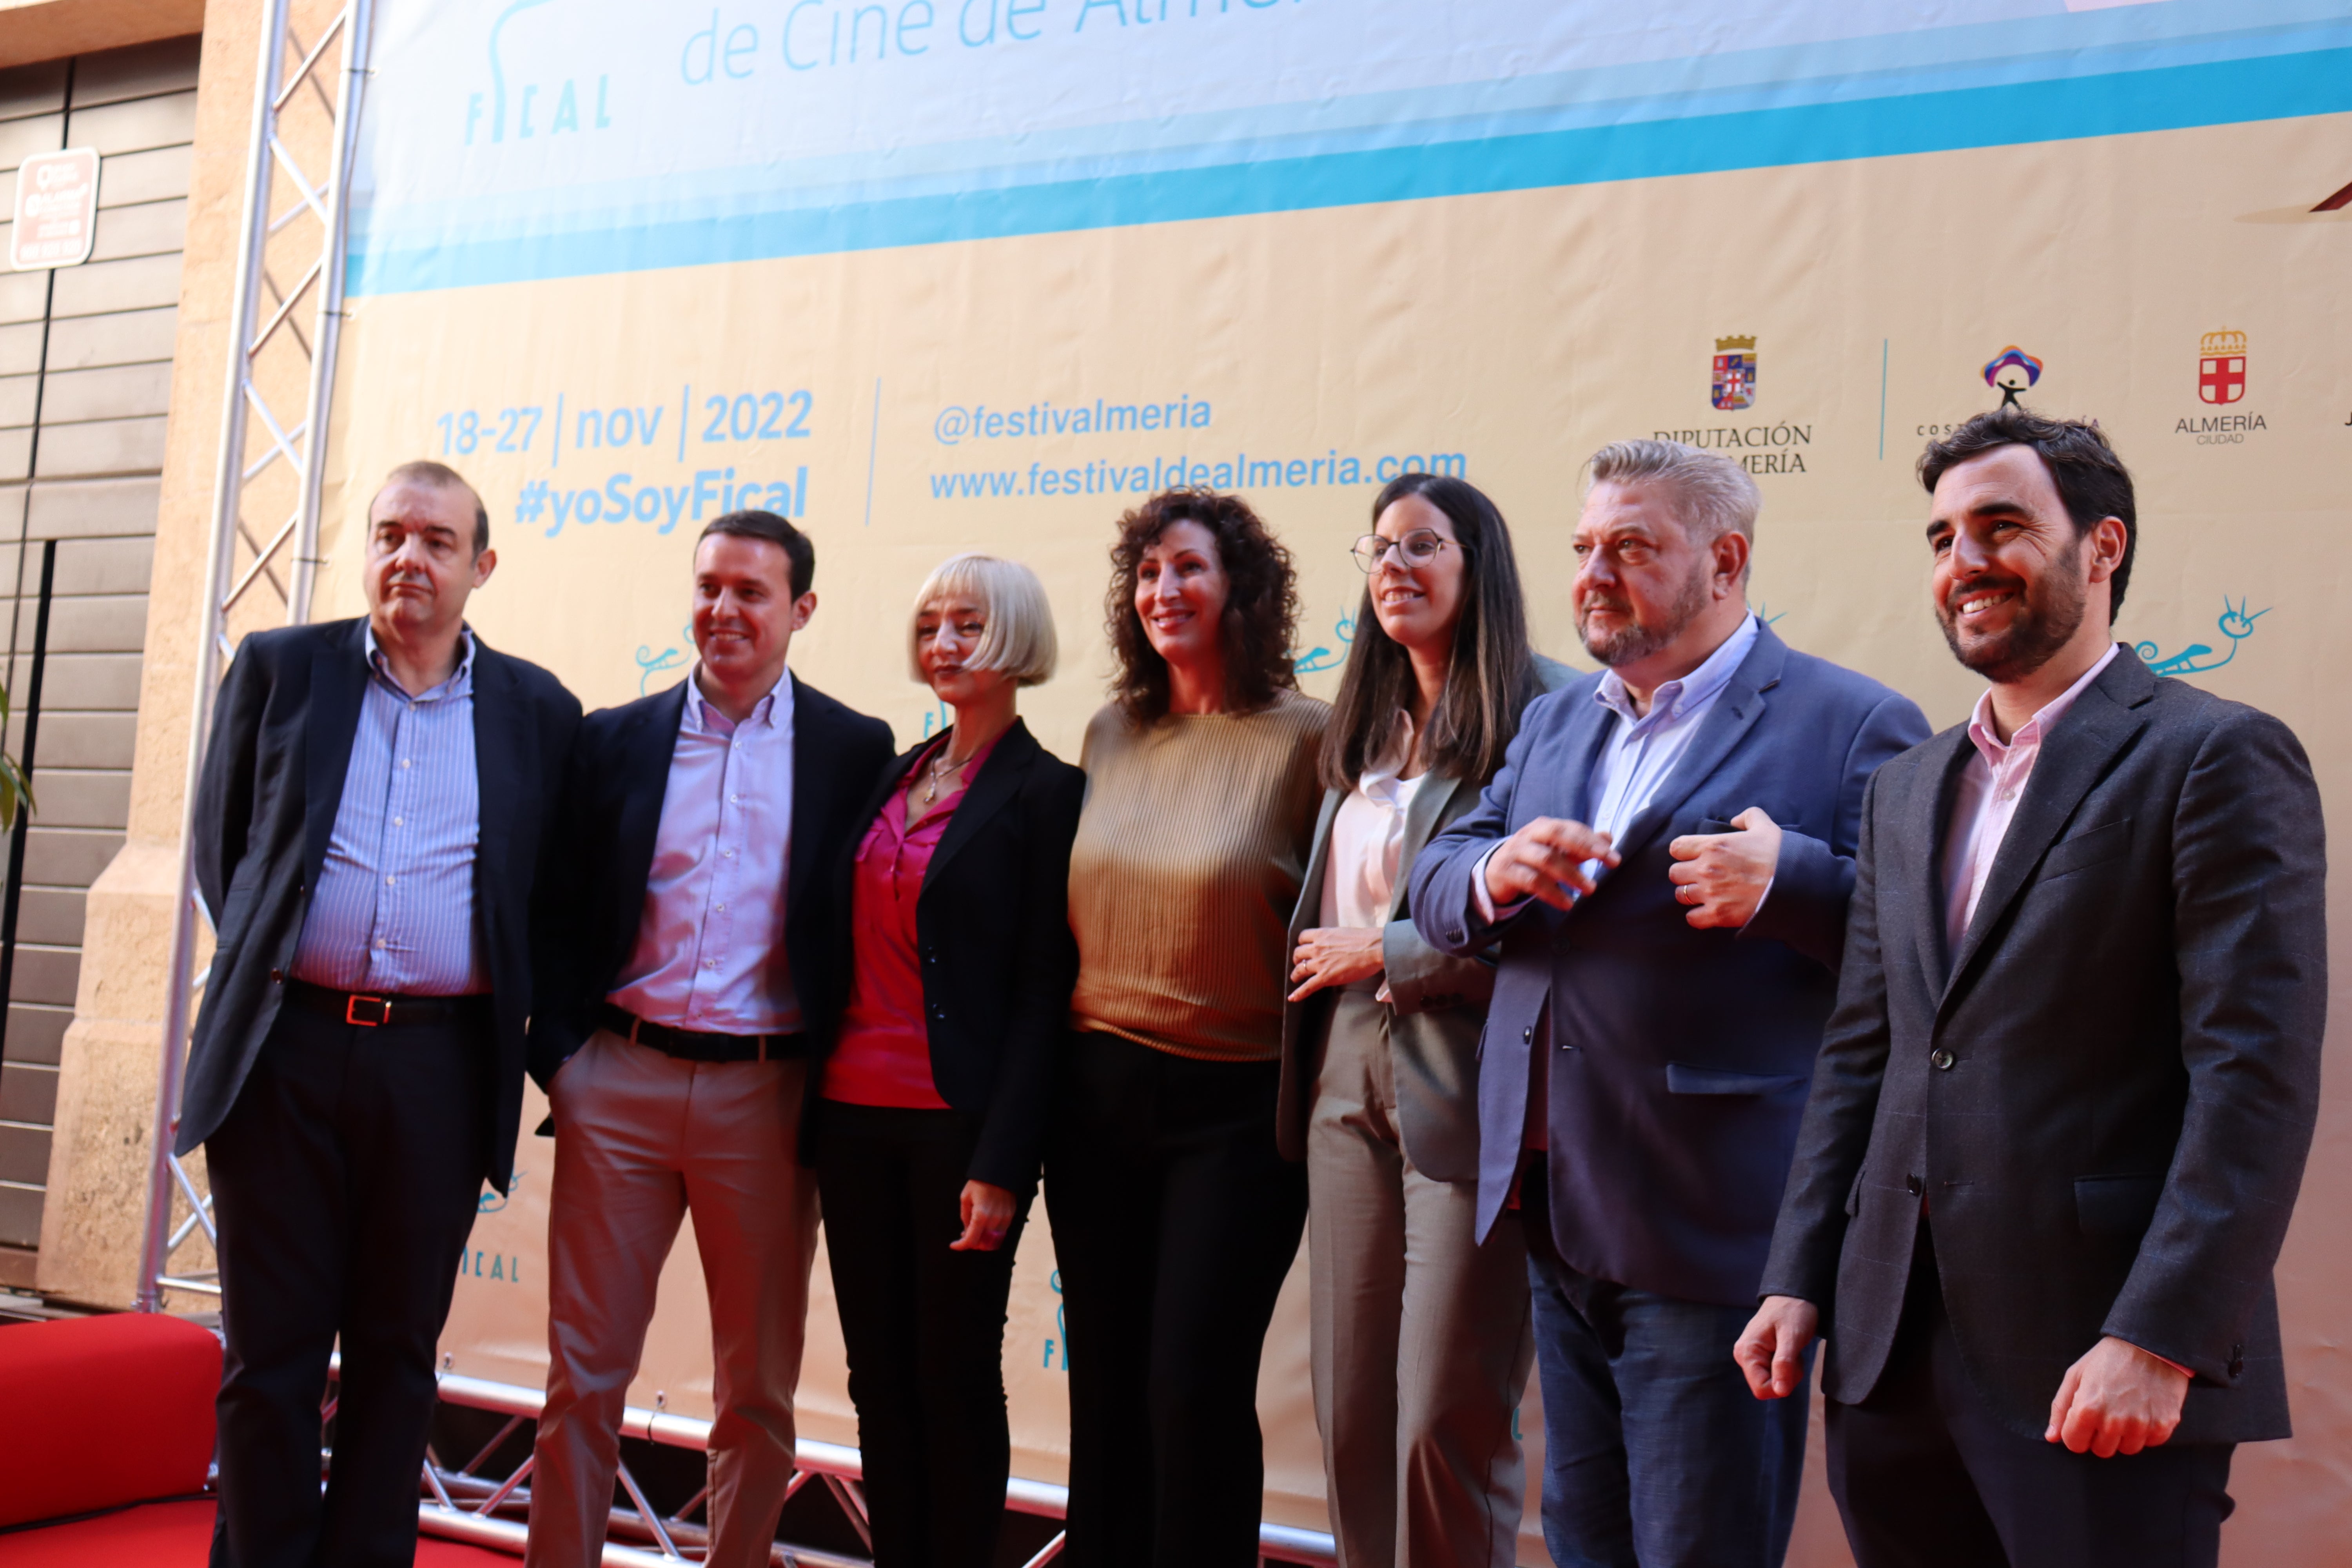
[1307,991,1535,1568]
[526,1030,821,1568]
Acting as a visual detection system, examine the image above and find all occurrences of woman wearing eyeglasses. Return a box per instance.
[1277,473,1569,1568]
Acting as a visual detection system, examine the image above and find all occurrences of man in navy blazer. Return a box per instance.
[188,462,579,1568]
[1412,440,1927,1568]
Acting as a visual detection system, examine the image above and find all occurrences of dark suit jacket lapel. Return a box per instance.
[468,642,521,940]
[926,720,1037,888]
[1291,788,1344,944]
[789,687,857,917]
[1907,729,1976,992]
[1551,689,1618,828]
[1604,622,1786,869]
[1941,651,2154,1007]
[1389,772,1464,922]
[613,682,688,958]
[302,619,371,886]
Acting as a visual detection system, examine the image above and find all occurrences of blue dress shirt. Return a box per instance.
[288,626,487,995]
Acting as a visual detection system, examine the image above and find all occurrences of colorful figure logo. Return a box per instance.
[1982,346,2043,407]
[2197,330,2247,406]
[1712,336,1757,411]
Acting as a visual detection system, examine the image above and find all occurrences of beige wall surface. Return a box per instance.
[306,108,2352,1565]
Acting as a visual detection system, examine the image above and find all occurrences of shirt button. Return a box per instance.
[1931,1048,1955,1071]
[392,816,403,827]
[385,875,396,886]
[401,759,413,769]
[724,849,737,860]
[715,903,725,913]
[704,958,717,969]
[728,794,739,804]
[374,938,387,949]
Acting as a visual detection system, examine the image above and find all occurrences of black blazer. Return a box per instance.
[1760,649,2327,1444]
[181,617,582,1190]
[811,719,1084,1190]
[527,672,896,1085]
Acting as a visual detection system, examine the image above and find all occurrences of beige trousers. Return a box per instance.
[526,1030,820,1568]
[1307,991,1535,1568]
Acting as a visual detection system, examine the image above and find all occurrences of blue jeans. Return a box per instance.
[1524,1186,1811,1568]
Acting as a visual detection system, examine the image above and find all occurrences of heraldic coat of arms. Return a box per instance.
[2198,329,2247,405]
[1712,336,1756,411]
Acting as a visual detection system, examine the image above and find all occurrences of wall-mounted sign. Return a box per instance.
[9,147,101,271]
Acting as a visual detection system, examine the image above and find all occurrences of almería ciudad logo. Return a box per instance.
[2180,328,2263,445]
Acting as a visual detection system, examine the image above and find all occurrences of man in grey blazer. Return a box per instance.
[1740,407,2326,1568]
[1410,441,1928,1568]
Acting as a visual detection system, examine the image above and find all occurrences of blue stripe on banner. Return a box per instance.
[347,45,2352,296]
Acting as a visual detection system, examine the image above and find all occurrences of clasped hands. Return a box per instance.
[1481,806,1782,928]
[1734,1297,2192,1457]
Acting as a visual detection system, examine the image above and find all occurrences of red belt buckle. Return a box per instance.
[345,993,390,1027]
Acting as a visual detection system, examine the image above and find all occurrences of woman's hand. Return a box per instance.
[1288,926,1386,1001]
[951,1180,1016,1251]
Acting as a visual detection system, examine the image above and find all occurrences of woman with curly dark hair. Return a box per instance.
[1047,488,1328,1568]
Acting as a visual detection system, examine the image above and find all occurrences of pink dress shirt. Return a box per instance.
[822,733,1001,1108]
[607,668,800,1034]
[1940,643,2120,954]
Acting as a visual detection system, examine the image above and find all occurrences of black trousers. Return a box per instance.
[1827,1224,2235,1568]
[1042,1032,1310,1568]
[814,1102,1033,1568]
[205,1000,491,1568]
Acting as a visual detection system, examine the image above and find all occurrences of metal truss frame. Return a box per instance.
[410,1368,1339,1567]
[134,0,376,1311]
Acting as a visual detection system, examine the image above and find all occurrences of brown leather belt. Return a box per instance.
[599,1003,806,1063]
[282,976,491,1029]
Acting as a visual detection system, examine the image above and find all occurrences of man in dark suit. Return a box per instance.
[188,461,581,1568]
[1740,408,2325,1568]
[524,510,895,1568]
[1411,440,1928,1568]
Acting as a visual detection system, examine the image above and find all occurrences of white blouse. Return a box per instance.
[1319,733,1432,932]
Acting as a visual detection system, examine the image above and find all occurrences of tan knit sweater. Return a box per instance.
[1067,691,1330,1062]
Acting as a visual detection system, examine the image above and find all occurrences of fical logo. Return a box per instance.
[1982,346,2043,407]
[2197,330,2247,406]
[1711,336,1757,412]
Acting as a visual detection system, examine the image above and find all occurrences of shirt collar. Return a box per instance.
[1965,641,2121,764]
[687,663,795,735]
[362,622,476,700]
[1595,612,1760,728]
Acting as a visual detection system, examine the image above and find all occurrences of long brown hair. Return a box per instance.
[1104,488,1300,724]
[1321,473,1541,791]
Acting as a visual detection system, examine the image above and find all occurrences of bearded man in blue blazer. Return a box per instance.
[1411,440,1928,1568]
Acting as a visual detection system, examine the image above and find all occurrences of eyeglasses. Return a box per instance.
[1351,530,1451,573]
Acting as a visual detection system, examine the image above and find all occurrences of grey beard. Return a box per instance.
[1578,567,1711,668]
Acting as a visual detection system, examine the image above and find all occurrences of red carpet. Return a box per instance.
[0,1499,519,1566]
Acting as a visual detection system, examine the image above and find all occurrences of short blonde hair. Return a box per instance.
[906,553,1059,687]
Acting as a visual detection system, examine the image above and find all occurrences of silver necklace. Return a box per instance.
[920,744,967,805]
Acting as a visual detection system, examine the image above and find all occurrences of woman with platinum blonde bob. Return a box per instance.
[808,552,1085,1568]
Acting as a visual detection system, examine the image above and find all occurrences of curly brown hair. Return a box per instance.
[1105,488,1301,724]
